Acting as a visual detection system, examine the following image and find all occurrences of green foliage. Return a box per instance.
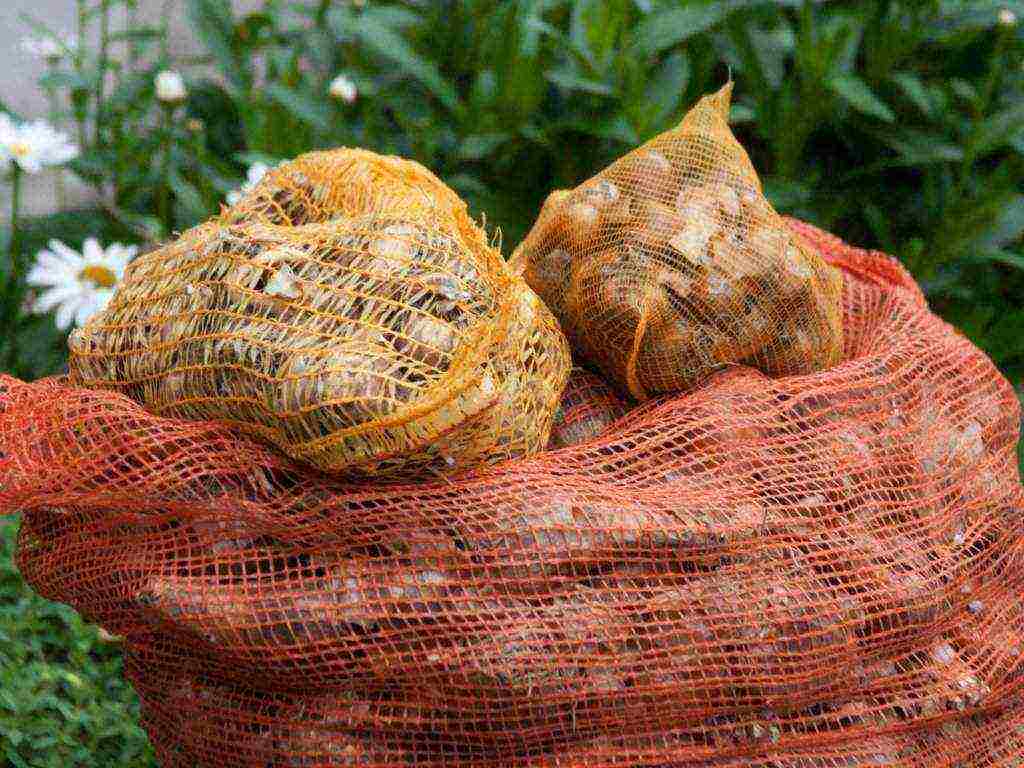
[1,0,1023,762]
[136,0,1024,380]
[0,517,156,767]
[17,1,1024,379]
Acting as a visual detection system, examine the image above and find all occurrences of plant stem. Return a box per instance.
[74,0,89,149]
[127,0,139,74]
[77,0,87,69]
[316,0,332,27]
[46,62,67,209]
[96,0,111,148]
[159,105,174,236]
[160,0,173,64]
[112,101,123,204]
[4,163,24,373]
[92,191,159,249]
[8,162,22,285]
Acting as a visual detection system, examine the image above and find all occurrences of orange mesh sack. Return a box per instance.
[512,85,843,399]
[547,366,629,449]
[67,149,571,477]
[219,148,470,227]
[4,222,1024,766]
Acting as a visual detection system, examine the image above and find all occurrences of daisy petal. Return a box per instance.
[93,287,114,313]
[81,238,103,263]
[75,294,102,327]
[47,239,84,268]
[32,284,81,314]
[102,243,136,273]
[55,295,81,330]
[32,249,74,273]
[27,259,75,287]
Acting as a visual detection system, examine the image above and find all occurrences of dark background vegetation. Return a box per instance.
[2,1,1022,764]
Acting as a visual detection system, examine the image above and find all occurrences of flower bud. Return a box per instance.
[328,74,358,104]
[155,70,187,105]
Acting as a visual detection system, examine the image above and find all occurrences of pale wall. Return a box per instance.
[0,0,261,215]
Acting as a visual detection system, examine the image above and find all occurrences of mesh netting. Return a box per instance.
[218,148,470,228]
[68,149,570,477]
[3,222,1023,765]
[547,367,629,450]
[512,84,844,400]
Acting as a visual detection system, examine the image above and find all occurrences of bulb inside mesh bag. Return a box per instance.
[547,366,629,449]
[68,148,571,477]
[512,83,843,400]
[221,148,470,228]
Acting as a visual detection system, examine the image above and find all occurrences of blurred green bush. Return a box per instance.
[1,1,1022,765]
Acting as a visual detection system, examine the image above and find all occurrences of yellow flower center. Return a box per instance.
[79,264,117,288]
[9,141,31,158]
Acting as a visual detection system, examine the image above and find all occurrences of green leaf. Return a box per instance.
[879,128,964,165]
[950,304,997,342]
[168,169,211,222]
[38,71,95,92]
[1010,132,1024,156]
[890,71,934,117]
[827,74,895,122]
[949,78,977,103]
[446,173,490,197]
[986,310,1024,359]
[972,249,1024,271]
[631,3,730,58]
[186,0,246,90]
[762,177,814,212]
[525,16,598,75]
[559,113,638,144]
[969,102,1024,160]
[106,28,164,43]
[360,5,423,30]
[643,50,690,129]
[730,103,756,123]
[338,12,460,113]
[264,83,332,133]
[545,68,615,97]
[457,133,511,161]
[978,194,1024,249]
[6,746,30,768]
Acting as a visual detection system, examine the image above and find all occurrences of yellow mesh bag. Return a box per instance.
[68,149,571,477]
[221,148,468,227]
[511,84,843,400]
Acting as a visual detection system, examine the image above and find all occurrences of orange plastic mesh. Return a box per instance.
[4,223,1023,766]
[512,85,844,400]
[547,366,629,450]
[219,148,472,228]
[67,149,571,477]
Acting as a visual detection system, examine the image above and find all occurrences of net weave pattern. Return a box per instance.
[2,221,1022,766]
[512,85,844,400]
[68,149,570,477]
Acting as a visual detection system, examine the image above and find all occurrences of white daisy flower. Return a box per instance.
[155,70,187,104]
[27,238,136,330]
[999,8,1017,25]
[226,161,274,205]
[0,114,78,173]
[328,73,358,104]
[20,33,73,62]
